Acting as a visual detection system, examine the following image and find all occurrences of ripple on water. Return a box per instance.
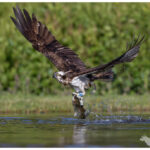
[0,115,150,126]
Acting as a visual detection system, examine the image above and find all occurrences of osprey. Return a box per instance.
[11,6,144,119]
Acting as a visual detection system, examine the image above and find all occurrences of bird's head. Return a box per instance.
[53,71,66,82]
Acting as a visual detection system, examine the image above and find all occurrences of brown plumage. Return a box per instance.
[10,6,144,82]
[10,6,87,76]
[73,35,145,78]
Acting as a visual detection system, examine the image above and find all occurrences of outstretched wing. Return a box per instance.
[71,35,144,78]
[10,6,87,73]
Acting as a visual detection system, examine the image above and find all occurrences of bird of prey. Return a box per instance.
[11,6,144,119]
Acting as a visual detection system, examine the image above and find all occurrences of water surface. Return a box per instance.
[0,113,150,147]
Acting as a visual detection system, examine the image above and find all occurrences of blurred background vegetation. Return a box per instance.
[0,3,149,95]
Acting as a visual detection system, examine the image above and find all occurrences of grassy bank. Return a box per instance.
[0,92,149,114]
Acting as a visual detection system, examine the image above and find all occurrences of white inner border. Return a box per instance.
[1,1,150,150]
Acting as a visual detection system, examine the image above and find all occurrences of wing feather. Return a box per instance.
[72,35,144,78]
[11,6,87,73]
[23,9,32,26]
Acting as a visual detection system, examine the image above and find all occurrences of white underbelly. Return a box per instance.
[70,76,90,93]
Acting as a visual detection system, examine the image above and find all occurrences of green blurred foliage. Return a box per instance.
[0,3,149,95]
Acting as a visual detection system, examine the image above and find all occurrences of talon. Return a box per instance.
[72,92,78,97]
[72,91,87,119]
